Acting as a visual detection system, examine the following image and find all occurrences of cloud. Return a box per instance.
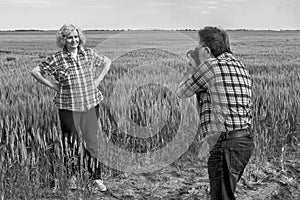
[148,1,179,6]
[204,1,217,5]
[219,0,249,2]
[1,0,299,30]
[0,0,113,8]
[0,0,64,7]
[0,0,13,4]
[4,0,54,5]
[222,0,300,29]
[136,10,157,14]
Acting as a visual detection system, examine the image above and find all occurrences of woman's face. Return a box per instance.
[65,30,79,51]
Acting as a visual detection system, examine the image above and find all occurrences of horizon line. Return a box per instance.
[1,28,300,32]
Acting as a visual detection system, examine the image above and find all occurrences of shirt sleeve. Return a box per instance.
[91,49,105,68]
[38,55,57,76]
[177,61,214,98]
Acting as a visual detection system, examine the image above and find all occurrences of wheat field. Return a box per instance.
[0,30,300,199]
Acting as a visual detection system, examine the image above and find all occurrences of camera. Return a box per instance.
[187,48,200,66]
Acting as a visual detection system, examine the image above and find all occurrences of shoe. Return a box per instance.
[68,175,77,190]
[94,179,107,192]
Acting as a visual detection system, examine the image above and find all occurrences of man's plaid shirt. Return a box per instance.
[39,47,105,111]
[178,52,252,135]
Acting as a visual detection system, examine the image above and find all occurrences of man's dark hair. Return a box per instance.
[198,26,231,58]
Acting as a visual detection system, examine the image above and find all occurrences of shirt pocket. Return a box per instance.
[55,61,71,83]
[81,61,94,78]
[82,60,93,70]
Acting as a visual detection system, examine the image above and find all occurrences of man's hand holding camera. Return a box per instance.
[184,48,201,77]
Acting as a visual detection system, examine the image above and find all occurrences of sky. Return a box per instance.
[0,0,299,30]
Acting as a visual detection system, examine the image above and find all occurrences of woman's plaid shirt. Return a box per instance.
[178,53,252,135]
[39,47,105,112]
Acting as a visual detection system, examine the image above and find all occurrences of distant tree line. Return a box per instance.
[1,28,299,32]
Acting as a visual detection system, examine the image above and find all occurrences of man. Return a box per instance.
[31,24,111,192]
[177,26,254,200]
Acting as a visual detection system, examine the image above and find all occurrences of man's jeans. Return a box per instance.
[208,131,254,200]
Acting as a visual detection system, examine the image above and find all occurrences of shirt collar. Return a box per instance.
[62,46,86,57]
[217,52,233,59]
[78,46,86,55]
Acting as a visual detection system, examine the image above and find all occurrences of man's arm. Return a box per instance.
[176,79,196,99]
[176,54,202,99]
[31,66,59,91]
[177,58,214,99]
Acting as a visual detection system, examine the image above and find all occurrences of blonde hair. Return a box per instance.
[56,24,86,48]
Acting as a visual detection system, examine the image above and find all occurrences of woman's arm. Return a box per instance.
[31,66,59,91]
[94,56,112,87]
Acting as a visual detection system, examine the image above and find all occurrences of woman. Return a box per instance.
[31,24,111,192]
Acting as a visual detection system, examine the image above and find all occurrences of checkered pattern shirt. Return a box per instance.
[178,52,252,135]
[39,47,105,111]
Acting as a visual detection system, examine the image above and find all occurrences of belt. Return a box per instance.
[220,129,251,141]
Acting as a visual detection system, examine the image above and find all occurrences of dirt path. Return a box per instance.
[42,153,299,200]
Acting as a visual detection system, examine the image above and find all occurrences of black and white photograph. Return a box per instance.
[0,0,299,199]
